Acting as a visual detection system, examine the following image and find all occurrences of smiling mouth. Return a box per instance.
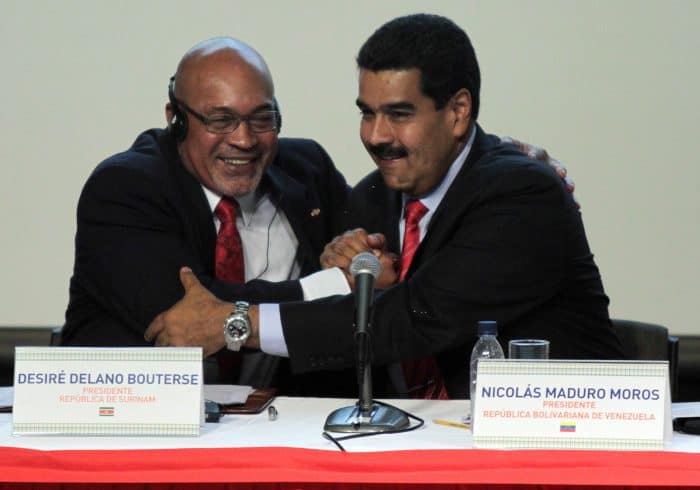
[377,155,404,162]
[220,157,256,166]
[374,153,407,167]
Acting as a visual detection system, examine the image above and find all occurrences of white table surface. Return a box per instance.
[2,396,700,453]
[1,397,469,452]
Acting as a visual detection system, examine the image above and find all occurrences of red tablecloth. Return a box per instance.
[2,446,700,488]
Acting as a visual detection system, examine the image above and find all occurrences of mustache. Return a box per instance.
[368,144,408,160]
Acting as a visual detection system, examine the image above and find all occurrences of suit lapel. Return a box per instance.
[265,165,318,275]
[384,189,403,254]
[408,125,494,274]
[162,132,218,273]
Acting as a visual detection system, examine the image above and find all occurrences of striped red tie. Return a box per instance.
[214,197,244,383]
[214,197,244,283]
[400,200,449,400]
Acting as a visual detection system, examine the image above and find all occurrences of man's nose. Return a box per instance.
[365,115,394,146]
[225,121,258,149]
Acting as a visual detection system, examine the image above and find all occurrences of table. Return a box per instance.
[2,397,700,488]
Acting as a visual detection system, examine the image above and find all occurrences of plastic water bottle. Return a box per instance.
[469,320,504,428]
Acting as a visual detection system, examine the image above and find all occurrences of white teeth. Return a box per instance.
[222,158,252,165]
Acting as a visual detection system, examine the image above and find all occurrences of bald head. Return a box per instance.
[173,37,274,101]
[178,37,268,71]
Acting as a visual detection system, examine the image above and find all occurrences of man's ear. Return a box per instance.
[449,88,472,138]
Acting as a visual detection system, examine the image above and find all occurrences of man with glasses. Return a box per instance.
[62,37,353,392]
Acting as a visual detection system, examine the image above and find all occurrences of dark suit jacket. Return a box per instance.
[62,128,350,392]
[280,125,624,398]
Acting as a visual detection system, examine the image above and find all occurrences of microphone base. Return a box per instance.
[323,402,410,433]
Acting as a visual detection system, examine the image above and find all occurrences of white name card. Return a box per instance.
[13,347,202,436]
[472,360,672,450]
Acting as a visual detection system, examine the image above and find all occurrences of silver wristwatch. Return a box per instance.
[223,301,251,351]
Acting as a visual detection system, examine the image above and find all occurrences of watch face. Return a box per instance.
[226,317,248,340]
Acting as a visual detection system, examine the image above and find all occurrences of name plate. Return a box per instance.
[13,347,202,436]
[472,360,671,450]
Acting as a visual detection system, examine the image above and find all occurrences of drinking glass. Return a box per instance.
[508,339,549,359]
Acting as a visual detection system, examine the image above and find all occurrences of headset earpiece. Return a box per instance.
[273,97,282,133]
[168,76,188,141]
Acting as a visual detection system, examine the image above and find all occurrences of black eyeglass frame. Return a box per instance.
[168,75,279,134]
[172,95,279,134]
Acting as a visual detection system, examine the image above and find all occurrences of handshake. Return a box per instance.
[320,229,399,291]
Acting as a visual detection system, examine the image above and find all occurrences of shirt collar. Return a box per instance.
[201,186,264,227]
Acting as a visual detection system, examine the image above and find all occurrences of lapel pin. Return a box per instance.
[310,208,321,217]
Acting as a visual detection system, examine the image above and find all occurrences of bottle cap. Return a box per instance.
[477,320,498,336]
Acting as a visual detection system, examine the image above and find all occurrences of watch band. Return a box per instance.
[224,301,251,351]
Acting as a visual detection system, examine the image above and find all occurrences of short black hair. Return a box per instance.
[357,13,481,118]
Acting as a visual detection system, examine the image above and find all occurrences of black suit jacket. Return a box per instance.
[62,129,350,391]
[280,125,624,398]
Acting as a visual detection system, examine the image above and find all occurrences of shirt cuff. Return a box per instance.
[258,303,289,357]
[259,269,350,358]
[299,267,351,300]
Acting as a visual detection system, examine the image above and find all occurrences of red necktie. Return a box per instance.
[215,198,245,283]
[214,197,245,383]
[399,200,428,281]
[400,200,449,400]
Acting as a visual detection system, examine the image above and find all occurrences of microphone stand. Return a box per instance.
[324,271,409,433]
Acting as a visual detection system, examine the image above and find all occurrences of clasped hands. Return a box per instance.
[320,228,399,289]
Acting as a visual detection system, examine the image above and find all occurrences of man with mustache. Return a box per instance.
[146,14,624,399]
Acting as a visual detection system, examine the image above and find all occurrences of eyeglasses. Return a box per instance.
[173,96,279,134]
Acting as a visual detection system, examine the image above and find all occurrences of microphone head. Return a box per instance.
[349,252,381,279]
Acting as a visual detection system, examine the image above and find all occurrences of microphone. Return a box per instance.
[349,252,380,337]
[323,252,409,434]
[349,253,379,413]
